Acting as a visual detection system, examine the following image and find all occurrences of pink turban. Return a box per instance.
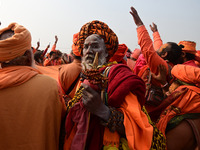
[0,23,31,62]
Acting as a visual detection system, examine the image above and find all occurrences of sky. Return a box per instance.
[0,0,200,54]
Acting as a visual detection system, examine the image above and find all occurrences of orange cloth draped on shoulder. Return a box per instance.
[109,43,128,64]
[36,65,61,81]
[119,92,153,149]
[153,31,163,51]
[156,65,200,136]
[137,25,169,77]
[0,23,31,62]
[0,66,40,89]
[59,59,82,97]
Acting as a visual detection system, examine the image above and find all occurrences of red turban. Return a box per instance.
[0,23,31,62]
[76,20,118,60]
[109,43,128,64]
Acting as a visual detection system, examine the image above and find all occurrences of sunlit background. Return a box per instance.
[1,0,200,53]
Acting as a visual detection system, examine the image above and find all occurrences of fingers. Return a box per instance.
[149,24,153,29]
[159,64,167,73]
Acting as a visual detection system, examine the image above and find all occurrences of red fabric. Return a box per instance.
[107,64,146,107]
[183,60,198,67]
[109,44,128,64]
[65,102,89,150]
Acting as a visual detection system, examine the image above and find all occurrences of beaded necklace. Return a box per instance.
[66,52,117,112]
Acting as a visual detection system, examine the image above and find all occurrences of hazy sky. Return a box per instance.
[1,0,200,53]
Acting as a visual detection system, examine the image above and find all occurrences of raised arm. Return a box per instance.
[42,43,50,57]
[51,36,58,51]
[130,7,168,75]
[149,22,163,51]
[36,40,40,50]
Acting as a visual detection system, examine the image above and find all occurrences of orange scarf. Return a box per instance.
[0,66,40,89]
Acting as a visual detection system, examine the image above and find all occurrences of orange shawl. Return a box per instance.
[157,64,200,136]
[0,66,40,89]
[119,92,153,149]
[156,85,200,136]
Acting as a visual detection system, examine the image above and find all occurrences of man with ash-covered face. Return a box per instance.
[64,20,165,150]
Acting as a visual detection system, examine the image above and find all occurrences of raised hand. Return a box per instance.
[149,22,158,33]
[46,43,50,49]
[55,35,58,44]
[36,40,40,50]
[129,6,143,27]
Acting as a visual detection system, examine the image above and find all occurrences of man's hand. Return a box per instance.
[36,41,40,50]
[81,83,110,121]
[129,7,143,27]
[55,35,58,44]
[149,22,158,33]
[151,64,167,85]
[46,43,50,49]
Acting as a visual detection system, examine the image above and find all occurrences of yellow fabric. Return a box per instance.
[103,138,130,150]
[0,23,31,62]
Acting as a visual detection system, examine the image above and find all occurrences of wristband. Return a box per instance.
[161,82,168,88]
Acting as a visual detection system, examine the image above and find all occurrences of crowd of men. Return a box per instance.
[0,6,200,150]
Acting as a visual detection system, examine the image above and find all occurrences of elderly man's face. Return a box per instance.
[82,34,108,69]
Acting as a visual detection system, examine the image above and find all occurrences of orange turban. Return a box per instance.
[0,23,32,62]
[71,32,81,56]
[171,64,200,85]
[109,43,128,64]
[76,20,118,60]
[178,41,196,54]
[131,48,141,60]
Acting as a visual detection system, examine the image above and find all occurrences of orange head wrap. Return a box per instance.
[171,64,200,85]
[71,32,81,56]
[178,41,196,54]
[76,20,118,60]
[0,23,32,62]
[109,43,128,64]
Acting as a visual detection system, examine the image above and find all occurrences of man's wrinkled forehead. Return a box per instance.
[84,34,103,44]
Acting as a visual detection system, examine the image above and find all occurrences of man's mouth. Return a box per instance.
[85,55,94,63]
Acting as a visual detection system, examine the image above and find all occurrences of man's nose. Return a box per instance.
[86,45,94,54]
